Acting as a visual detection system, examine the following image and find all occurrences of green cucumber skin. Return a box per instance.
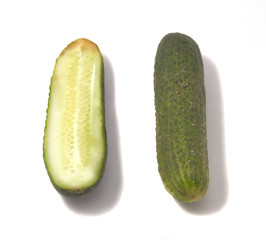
[43,42,107,198]
[154,33,209,202]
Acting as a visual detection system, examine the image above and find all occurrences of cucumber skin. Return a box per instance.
[43,40,107,198]
[154,33,209,202]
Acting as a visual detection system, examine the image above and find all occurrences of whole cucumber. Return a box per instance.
[154,33,209,202]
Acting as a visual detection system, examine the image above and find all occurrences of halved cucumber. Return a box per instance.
[43,38,107,197]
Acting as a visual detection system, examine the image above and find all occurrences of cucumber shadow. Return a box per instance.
[177,56,228,215]
[62,54,123,215]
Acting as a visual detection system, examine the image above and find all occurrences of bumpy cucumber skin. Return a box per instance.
[43,39,107,198]
[154,33,209,202]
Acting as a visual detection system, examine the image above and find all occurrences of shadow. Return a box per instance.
[178,56,228,215]
[62,55,123,215]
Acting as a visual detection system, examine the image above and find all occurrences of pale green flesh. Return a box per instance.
[44,40,105,191]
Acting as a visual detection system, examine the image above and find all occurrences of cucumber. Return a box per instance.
[154,33,209,202]
[43,38,107,197]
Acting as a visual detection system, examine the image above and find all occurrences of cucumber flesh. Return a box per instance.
[43,39,106,197]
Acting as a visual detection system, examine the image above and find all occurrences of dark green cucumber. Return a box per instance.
[43,38,107,197]
[154,33,209,202]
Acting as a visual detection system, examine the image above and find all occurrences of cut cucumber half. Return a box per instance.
[43,38,107,197]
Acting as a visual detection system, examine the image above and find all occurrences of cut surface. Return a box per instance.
[43,39,106,193]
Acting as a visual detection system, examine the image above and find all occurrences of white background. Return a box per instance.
[0,0,266,239]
